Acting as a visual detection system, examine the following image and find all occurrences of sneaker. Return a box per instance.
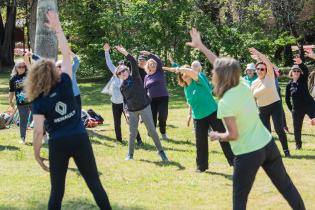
[195,168,207,173]
[137,139,144,146]
[295,144,302,150]
[284,150,291,157]
[125,154,133,161]
[158,150,169,162]
[161,133,169,140]
[283,127,289,133]
[19,137,25,144]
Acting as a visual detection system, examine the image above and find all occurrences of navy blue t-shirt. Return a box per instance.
[32,73,85,140]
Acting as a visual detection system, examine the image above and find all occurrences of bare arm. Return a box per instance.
[177,67,199,81]
[8,92,14,107]
[46,11,72,78]
[249,48,273,77]
[186,28,218,64]
[209,117,239,142]
[33,114,49,172]
[24,52,32,70]
[305,48,315,60]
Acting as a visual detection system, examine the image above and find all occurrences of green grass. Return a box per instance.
[0,71,315,210]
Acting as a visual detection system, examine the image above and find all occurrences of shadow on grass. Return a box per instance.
[138,159,185,170]
[166,138,195,146]
[87,130,116,142]
[9,200,147,210]
[205,171,233,181]
[0,145,20,151]
[68,167,103,177]
[137,141,192,153]
[288,154,315,160]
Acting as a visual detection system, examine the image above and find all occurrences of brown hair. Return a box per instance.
[212,57,241,98]
[24,59,60,101]
[177,65,191,87]
[255,61,266,68]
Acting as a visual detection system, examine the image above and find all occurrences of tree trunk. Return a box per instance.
[34,0,58,59]
[0,0,17,67]
[29,0,37,51]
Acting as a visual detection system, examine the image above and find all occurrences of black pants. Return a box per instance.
[112,103,141,142]
[259,101,289,152]
[75,95,82,111]
[48,133,111,210]
[277,87,288,128]
[292,105,315,146]
[151,96,168,134]
[194,111,234,170]
[233,140,305,210]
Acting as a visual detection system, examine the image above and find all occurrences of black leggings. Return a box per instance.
[112,103,142,142]
[233,140,305,210]
[194,111,234,170]
[277,87,288,128]
[259,101,289,152]
[48,133,111,210]
[292,105,315,146]
[151,96,168,134]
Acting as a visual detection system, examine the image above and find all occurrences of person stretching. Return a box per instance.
[114,45,168,161]
[180,32,306,210]
[103,43,143,145]
[24,11,111,210]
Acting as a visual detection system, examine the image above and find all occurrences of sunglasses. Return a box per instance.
[117,69,127,76]
[256,68,266,71]
[292,70,301,73]
[149,63,156,67]
[17,66,26,69]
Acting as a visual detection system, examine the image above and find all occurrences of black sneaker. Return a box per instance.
[195,168,207,173]
[284,150,291,157]
[137,139,144,146]
[295,144,302,150]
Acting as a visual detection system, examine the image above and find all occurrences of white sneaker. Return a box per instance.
[161,133,169,140]
[43,133,49,144]
[19,138,25,144]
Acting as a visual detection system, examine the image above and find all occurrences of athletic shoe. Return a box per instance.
[295,144,302,150]
[125,154,133,160]
[195,168,206,173]
[284,150,291,157]
[19,138,25,144]
[161,133,169,140]
[158,150,169,162]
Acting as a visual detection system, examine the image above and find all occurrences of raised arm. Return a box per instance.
[249,48,273,77]
[186,28,218,65]
[293,55,309,79]
[305,48,315,60]
[46,11,72,78]
[23,52,32,71]
[115,45,138,74]
[71,52,80,74]
[103,43,117,74]
[141,50,163,71]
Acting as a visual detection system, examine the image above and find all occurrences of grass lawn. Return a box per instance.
[0,70,314,210]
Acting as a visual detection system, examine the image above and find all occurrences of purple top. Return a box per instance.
[144,54,169,98]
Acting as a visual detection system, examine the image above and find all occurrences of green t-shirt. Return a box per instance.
[184,72,217,119]
[217,80,272,155]
[243,75,258,86]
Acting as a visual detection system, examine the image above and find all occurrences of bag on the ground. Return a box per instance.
[101,76,114,95]
[87,109,104,124]
[81,109,104,128]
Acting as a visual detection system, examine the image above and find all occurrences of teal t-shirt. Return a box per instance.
[217,80,272,155]
[243,75,258,86]
[184,72,217,119]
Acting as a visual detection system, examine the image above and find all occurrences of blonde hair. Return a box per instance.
[212,57,241,98]
[288,68,303,78]
[177,65,191,87]
[309,71,315,93]
[191,60,202,71]
[11,61,28,77]
[24,59,60,101]
[144,59,157,73]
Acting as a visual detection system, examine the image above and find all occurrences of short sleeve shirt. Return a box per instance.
[32,73,85,140]
[217,80,272,155]
[9,73,30,105]
[184,73,217,119]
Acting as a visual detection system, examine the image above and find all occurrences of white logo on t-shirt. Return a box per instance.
[55,102,67,115]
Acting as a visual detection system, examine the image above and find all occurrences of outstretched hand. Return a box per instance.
[36,156,49,172]
[186,28,203,49]
[103,43,110,52]
[115,45,128,56]
[305,48,315,60]
[209,131,220,141]
[293,55,302,65]
[45,10,62,33]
